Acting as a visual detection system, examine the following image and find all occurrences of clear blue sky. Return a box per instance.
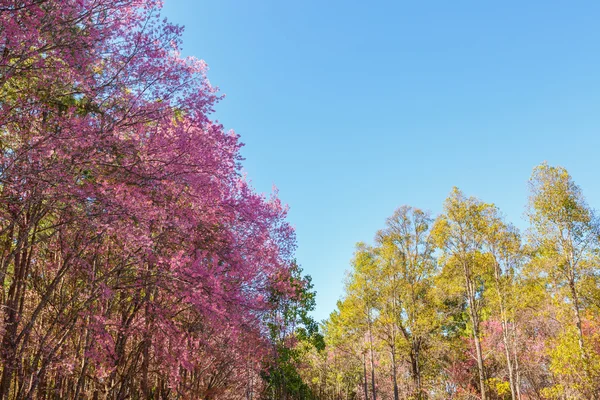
[162,0,600,322]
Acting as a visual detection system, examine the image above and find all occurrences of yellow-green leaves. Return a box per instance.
[528,162,600,398]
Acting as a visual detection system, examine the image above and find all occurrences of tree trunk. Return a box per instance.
[570,280,586,359]
[391,349,399,400]
[363,353,368,400]
[512,325,522,400]
[368,319,376,400]
[569,279,598,397]
[494,262,517,400]
[464,261,487,400]
[413,344,423,399]
[0,243,30,399]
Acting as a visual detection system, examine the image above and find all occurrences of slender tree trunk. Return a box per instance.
[568,278,598,397]
[500,319,517,400]
[494,262,517,400]
[141,269,154,399]
[570,280,586,359]
[0,240,30,399]
[368,319,376,400]
[363,353,368,400]
[414,344,423,399]
[464,262,487,400]
[391,350,399,400]
[74,329,91,400]
[511,325,522,400]
[471,323,487,400]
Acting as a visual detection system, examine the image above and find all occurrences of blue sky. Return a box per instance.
[162,0,600,322]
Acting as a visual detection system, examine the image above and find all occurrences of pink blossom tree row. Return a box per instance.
[0,1,306,398]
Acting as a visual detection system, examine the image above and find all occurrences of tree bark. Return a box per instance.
[368,318,376,400]
[494,261,518,400]
[363,353,368,400]
[391,350,399,400]
[464,260,487,400]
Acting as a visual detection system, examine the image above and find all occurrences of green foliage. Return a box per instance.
[263,262,323,399]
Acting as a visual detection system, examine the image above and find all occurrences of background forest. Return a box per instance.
[297,164,600,400]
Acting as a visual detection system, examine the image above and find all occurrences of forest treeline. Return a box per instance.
[0,1,320,399]
[293,164,600,400]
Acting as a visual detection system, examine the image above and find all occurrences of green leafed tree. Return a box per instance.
[374,206,439,400]
[432,188,496,400]
[344,244,381,400]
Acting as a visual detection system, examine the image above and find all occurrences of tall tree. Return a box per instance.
[528,163,600,397]
[345,244,380,400]
[374,206,438,399]
[263,262,324,400]
[484,212,524,400]
[432,188,494,400]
